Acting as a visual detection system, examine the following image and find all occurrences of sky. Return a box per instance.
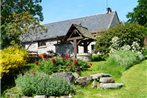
[40,0,138,24]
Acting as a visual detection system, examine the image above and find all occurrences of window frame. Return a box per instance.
[38,41,46,48]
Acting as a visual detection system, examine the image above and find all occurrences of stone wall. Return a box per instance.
[25,40,57,54]
[25,40,96,55]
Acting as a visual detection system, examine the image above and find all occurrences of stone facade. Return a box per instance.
[25,40,96,55]
[25,40,57,54]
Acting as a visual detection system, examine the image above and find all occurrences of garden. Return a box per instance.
[1,0,147,97]
[1,23,147,98]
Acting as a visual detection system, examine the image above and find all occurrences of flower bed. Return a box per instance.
[36,54,91,74]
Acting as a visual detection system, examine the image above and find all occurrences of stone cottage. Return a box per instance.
[21,11,120,57]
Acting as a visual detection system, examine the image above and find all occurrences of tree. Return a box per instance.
[95,23,145,55]
[1,0,43,23]
[127,0,147,27]
[1,12,47,48]
[1,0,46,48]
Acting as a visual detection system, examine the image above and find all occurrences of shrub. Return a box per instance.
[15,72,74,96]
[3,87,23,98]
[0,45,28,77]
[95,23,145,55]
[107,49,144,69]
[37,58,54,74]
[91,54,104,61]
[143,46,147,58]
[45,76,74,96]
[36,56,90,74]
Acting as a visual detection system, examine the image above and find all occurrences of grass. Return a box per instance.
[82,61,125,80]
[73,60,147,98]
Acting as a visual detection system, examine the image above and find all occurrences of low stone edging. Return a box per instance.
[99,83,124,89]
[76,73,124,89]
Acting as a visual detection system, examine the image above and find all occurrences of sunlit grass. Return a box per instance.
[73,60,147,98]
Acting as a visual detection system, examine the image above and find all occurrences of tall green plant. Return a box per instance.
[107,50,144,69]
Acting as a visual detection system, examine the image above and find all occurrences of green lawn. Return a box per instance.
[73,60,147,98]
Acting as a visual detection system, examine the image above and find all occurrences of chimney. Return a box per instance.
[107,7,112,14]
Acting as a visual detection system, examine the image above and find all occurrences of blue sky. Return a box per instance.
[41,0,138,24]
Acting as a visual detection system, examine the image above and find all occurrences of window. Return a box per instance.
[38,41,46,47]
[91,45,94,51]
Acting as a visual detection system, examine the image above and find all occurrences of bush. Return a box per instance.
[0,45,28,77]
[3,87,23,98]
[36,55,90,74]
[143,46,147,58]
[95,23,145,55]
[37,58,54,74]
[45,76,74,96]
[15,72,74,96]
[91,54,104,61]
[107,49,144,69]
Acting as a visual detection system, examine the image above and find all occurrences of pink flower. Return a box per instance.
[35,61,39,65]
[65,54,69,59]
[70,58,73,62]
[44,56,48,61]
[52,59,56,63]
[76,67,80,72]
[74,60,78,65]
[62,57,66,60]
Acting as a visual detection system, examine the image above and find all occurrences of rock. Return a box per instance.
[60,96,70,98]
[51,72,75,84]
[99,83,124,89]
[49,96,56,98]
[75,76,92,86]
[99,77,115,83]
[90,73,112,80]
[72,72,80,79]
[34,95,46,98]
[21,96,32,98]
[92,79,97,88]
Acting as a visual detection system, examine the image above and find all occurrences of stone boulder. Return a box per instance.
[51,72,75,84]
[75,76,92,86]
[21,97,32,98]
[99,77,115,83]
[72,72,80,79]
[90,73,112,80]
[92,80,97,88]
[34,95,46,98]
[99,83,124,89]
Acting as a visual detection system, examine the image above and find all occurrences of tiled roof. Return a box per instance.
[72,24,95,39]
[21,11,119,42]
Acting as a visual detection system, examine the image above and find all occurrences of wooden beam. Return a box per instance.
[69,41,74,45]
[67,36,83,41]
[73,39,77,58]
[77,40,81,45]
